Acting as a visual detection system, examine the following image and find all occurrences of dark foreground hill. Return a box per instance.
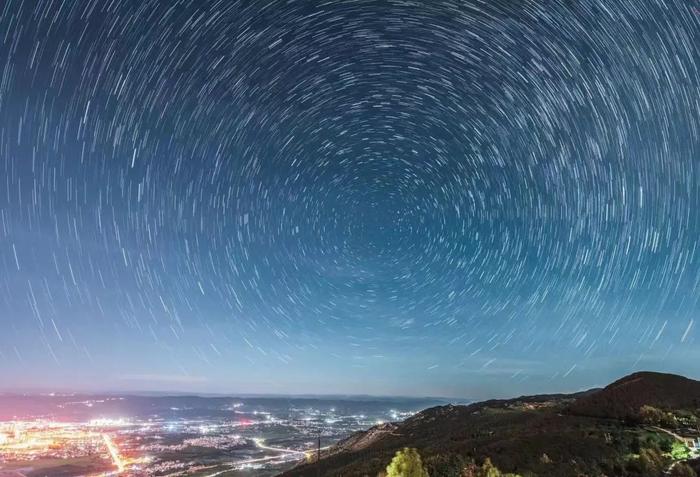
[569,371,700,420]
[279,372,700,477]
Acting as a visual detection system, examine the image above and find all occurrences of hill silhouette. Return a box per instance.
[280,371,700,477]
[568,371,700,420]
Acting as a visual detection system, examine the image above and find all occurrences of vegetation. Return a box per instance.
[386,448,429,477]
[639,405,679,428]
[569,372,700,422]
[461,457,523,477]
[420,455,523,477]
[671,441,693,460]
[281,372,700,477]
[422,453,469,477]
[670,463,698,477]
[638,447,665,476]
[630,431,674,453]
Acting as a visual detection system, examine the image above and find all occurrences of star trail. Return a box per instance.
[0,0,699,398]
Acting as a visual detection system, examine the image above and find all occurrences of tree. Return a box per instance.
[386,448,429,477]
[480,458,501,477]
[640,405,680,429]
[670,463,697,477]
[659,436,674,452]
[457,458,522,477]
[424,453,468,477]
[640,405,665,425]
[671,441,692,460]
[638,448,665,477]
[461,463,479,477]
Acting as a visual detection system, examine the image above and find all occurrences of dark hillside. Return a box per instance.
[281,392,623,476]
[280,372,700,477]
[569,372,700,420]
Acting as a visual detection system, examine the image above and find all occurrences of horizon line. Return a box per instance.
[0,388,468,402]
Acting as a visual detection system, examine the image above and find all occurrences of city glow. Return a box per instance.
[101,433,125,472]
[0,398,422,475]
[0,420,148,475]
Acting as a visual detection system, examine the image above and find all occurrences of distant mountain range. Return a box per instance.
[281,371,700,477]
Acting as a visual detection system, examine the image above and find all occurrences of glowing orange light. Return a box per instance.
[102,433,125,473]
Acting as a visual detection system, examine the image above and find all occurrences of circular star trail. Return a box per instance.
[0,0,698,396]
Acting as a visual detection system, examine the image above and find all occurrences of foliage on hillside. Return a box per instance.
[385,448,428,477]
[381,450,523,477]
[569,372,700,421]
[280,372,700,477]
[670,462,697,477]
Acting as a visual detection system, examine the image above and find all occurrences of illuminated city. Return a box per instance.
[0,394,439,476]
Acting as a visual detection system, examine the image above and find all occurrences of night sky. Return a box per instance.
[0,0,699,399]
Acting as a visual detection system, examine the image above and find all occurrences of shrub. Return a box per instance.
[638,448,665,476]
[670,463,697,477]
[423,453,468,477]
[386,448,429,477]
